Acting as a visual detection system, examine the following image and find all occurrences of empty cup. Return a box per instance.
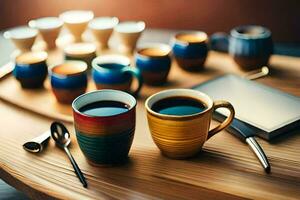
[88,17,119,50]
[4,26,38,52]
[59,10,94,42]
[28,17,63,50]
[114,21,145,54]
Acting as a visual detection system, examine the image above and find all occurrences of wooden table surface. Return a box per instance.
[0,29,300,200]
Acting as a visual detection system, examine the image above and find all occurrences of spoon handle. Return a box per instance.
[64,147,88,188]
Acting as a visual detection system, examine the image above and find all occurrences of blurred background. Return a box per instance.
[0,0,299,42]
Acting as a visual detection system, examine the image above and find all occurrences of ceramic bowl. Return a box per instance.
[28,17,63,50]
[171,31,208,72]
[135,43,171,85]
[88,17,119,50]
[4,26,38,52]
[64,42,97,70]
[229,25,273,71]
[13,51,48,88]
[59,10,94,42]
[114,21,146,54]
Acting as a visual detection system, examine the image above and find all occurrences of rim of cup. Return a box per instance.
[88,17,119,30]
[92,54,131,72]
[145,89,213,119]
[64,42,97,56]
[15,51,48,65]
[231,25,271,40]
[114,21,146,33]
[50,61,88,77]
[28,17,63,30]
[3,26,38,39]
[136,43,171,58]
[172,31,208,46]
[72,89,137,118]
[59,10,94,24]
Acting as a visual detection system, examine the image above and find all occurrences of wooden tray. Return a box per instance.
[0,48,243,122]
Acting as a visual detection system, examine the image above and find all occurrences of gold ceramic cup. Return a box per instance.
[145,89,235,159]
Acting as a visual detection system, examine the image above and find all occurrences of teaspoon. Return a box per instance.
[50,121,87,188]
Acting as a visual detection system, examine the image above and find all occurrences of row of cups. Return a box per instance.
[13,31,214,103]
[4,10,146,53]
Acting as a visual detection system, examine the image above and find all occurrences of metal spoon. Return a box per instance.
[244,66,269,80]
[50,122,87,188]
[23,130,51,153]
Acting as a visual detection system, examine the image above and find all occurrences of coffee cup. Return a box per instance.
[4,26,38,52]
[171,31,208,71]
[92,55,143,97]
[59,10,94,42]
[114,21,145,54]
[145,89,235,159]
[72,90,136,165]
[13,51,48,88]
[88,17,119,50]
[64,42,97,70]
[135,43,171,85]
[229,25,273,71]
[28,17,63,50]
[50,61,88,104]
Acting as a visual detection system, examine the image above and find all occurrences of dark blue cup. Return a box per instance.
[13,51,48,88]
[229,25,273,71]
[135,43,171,85]
[50,61,88,104]
[171,31,208,71]
[92,55,143,97]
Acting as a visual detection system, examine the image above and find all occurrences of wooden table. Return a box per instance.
[0,29,300,200]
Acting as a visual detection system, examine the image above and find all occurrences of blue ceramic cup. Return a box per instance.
[13,51,48,88]
[171,31,208,71]
[92,55,143,96]
[229,25,273,71]
[50,61,88,104]
[135,43,171,85]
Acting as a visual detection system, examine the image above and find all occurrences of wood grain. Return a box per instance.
[0,30,300,200]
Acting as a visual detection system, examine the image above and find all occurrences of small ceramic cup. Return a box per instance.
[114,21,146,54]
[145,89,235,159]
[64,42,97,70]
[3,26,38,52]
[72,90,136,165]
[50,61,88,104]
[135,43,171,85]
[171,31,208,72]
[28,17,63,50]
[13,51,48,88]
[92,55,143,97]
[59,10,94,42]
[229,25,273,71]
[88,17,119,50]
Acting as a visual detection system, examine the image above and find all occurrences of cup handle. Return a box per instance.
[122,67,144,97]
[207,100,235,140]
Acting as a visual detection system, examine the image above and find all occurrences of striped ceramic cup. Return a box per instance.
[72,90,136,166]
